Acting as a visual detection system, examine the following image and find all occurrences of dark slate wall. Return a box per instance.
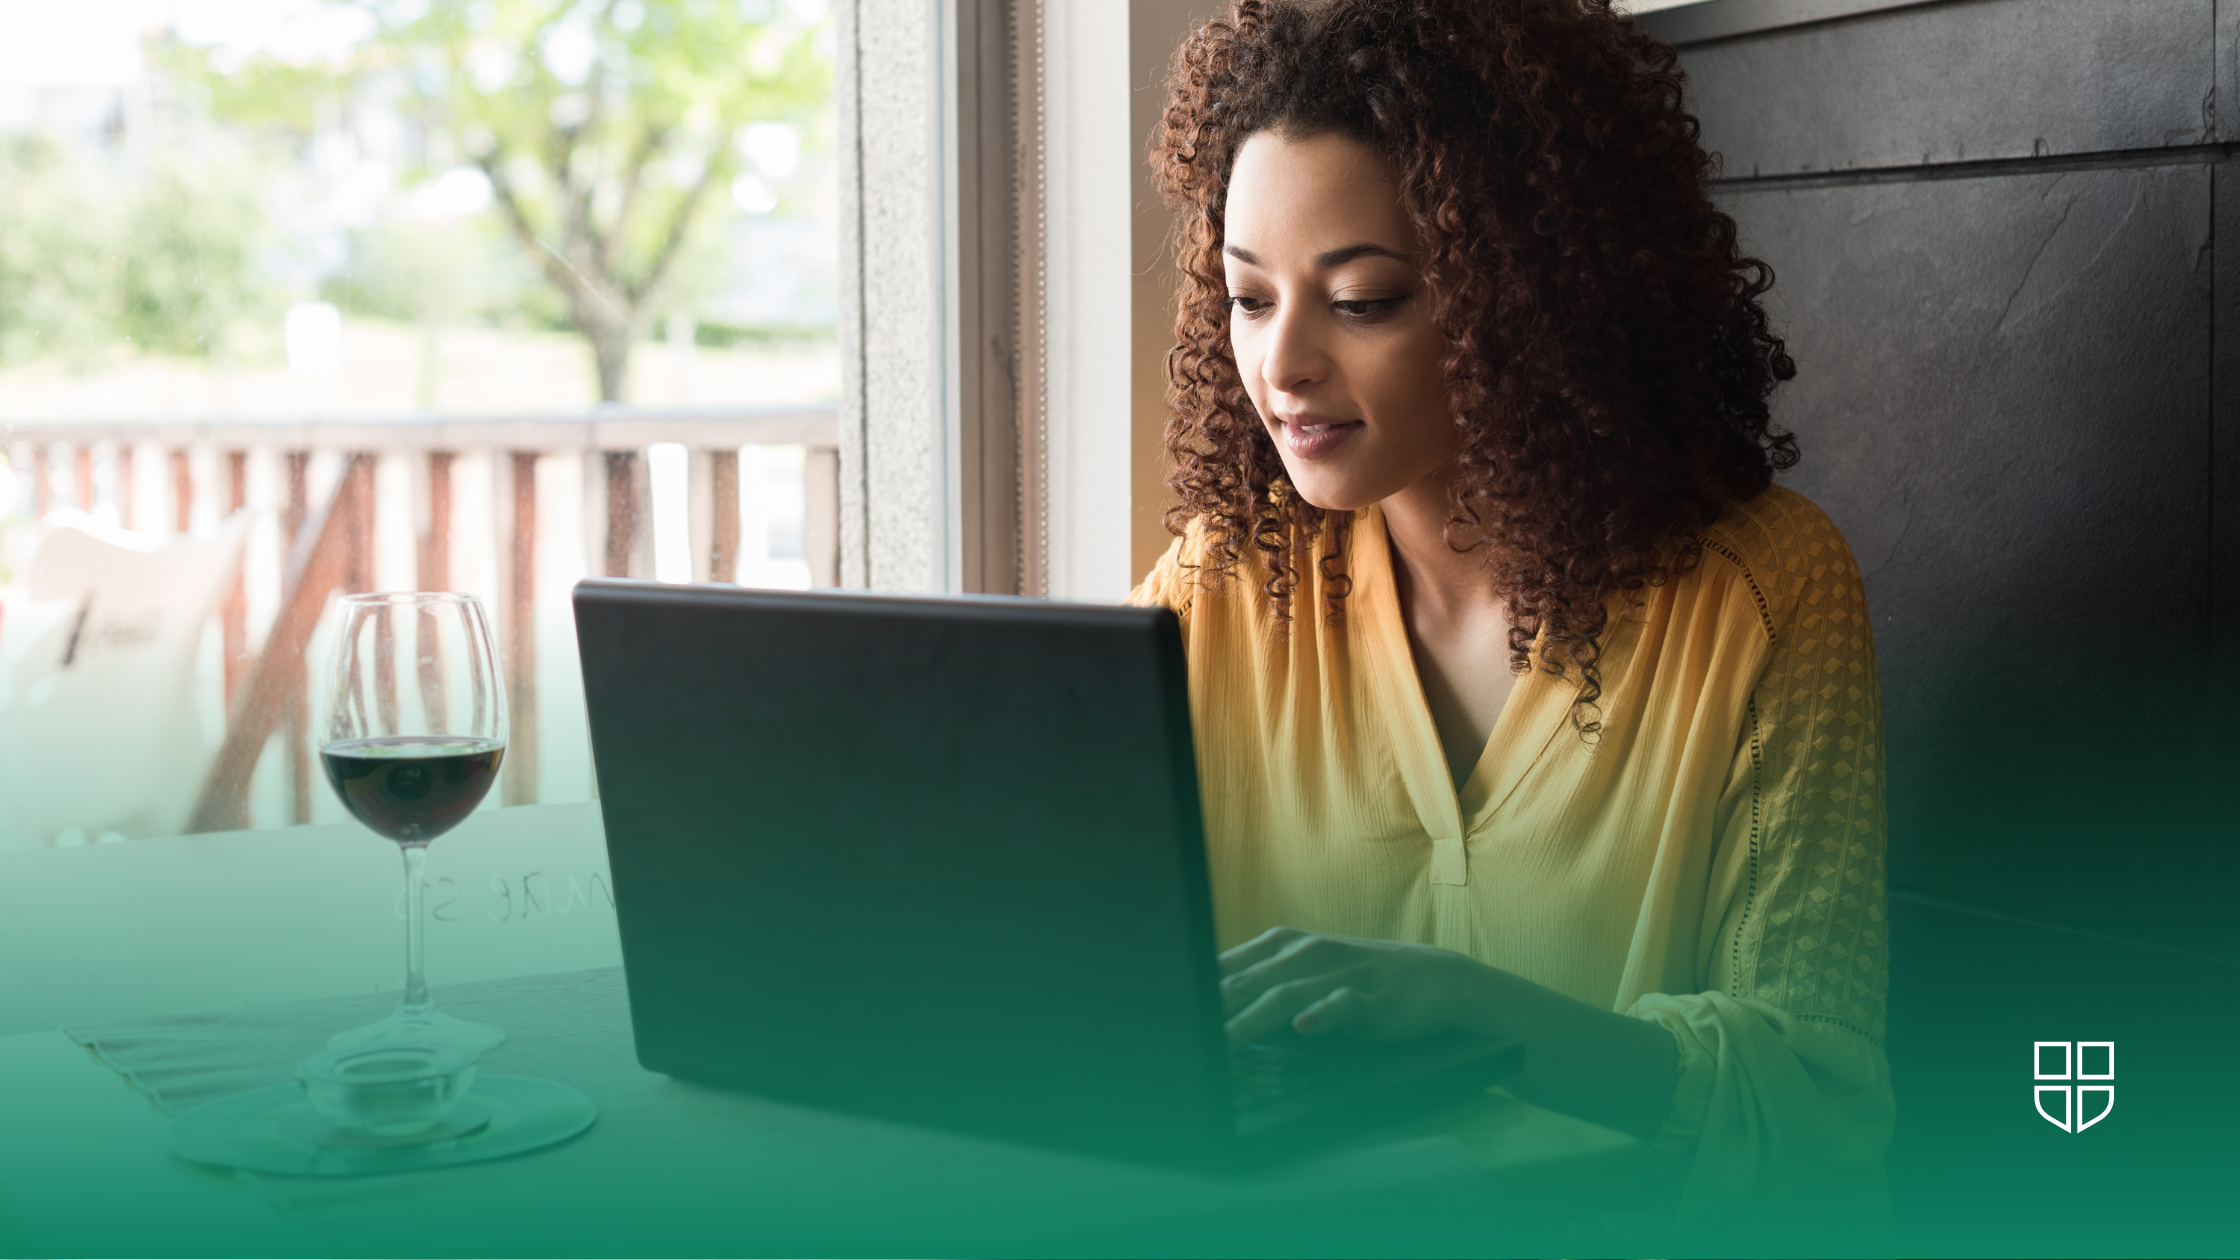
[1744,163,2219,947]
[1681,0,2214,171]
[1642,0,2238,1253]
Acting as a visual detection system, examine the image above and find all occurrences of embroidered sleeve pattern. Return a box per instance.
[1719,498,1890,1044]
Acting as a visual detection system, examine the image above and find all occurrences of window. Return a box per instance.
[0,0,840,845]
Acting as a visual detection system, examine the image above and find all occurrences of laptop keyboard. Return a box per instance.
[1229,1043,1352,1110]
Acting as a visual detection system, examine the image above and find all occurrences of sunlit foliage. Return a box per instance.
[359,0,832,398]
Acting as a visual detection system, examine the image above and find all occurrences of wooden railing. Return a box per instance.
[2,406,839,835]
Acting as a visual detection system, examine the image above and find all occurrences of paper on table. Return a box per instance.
[64,966,633,1119]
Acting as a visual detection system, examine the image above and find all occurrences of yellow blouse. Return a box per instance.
[1130,484,1894,1245]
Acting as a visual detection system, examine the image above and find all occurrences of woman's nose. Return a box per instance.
[1259,305,1329,395]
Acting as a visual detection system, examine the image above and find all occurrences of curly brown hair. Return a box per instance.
[1154,0,1797,732]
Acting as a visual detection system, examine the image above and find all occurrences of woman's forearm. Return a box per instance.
[1451,960,1681,1140]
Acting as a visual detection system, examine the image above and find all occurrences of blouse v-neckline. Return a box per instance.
[1352,506,1580,883]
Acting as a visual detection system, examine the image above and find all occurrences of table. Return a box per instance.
[0,806,1646,1256]
[0,803,626,1036]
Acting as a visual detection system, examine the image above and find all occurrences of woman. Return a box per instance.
[1131,0,1892,1246]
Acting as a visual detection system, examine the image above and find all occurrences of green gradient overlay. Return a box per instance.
[2,732,2235,1256]
[1,837,2231,1256]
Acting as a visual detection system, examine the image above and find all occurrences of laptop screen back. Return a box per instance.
[573,581,1231,1158]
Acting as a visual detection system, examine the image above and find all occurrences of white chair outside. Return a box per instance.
[0,510,249,850]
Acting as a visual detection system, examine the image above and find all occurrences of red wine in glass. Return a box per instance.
[322,736,506,845]
[321,592,509,1056]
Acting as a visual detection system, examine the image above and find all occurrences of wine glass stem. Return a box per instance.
[401,843,432,1016]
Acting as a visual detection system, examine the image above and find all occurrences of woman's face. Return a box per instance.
[1223,130,1456,512]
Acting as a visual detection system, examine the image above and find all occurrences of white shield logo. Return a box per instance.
[2035,1041,2114,1132]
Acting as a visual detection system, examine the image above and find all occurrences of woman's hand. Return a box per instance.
[1218,925,1491,1050]
[1220,924,1685,1138]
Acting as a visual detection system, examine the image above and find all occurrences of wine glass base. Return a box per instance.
[326,1008,506,1056]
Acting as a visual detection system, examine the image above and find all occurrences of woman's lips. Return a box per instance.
[1277,415,1364,459]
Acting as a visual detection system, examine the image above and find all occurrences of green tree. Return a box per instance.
[114,161,271,358]
[0,137,113,366]
[0,137,271,367]
[364,0,830,400]
[325,215,524,407]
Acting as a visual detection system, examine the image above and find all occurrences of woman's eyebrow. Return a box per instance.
[1220,243,1412,268]
[1314,243,1411,267]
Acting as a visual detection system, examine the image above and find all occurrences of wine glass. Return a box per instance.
[321,592,509,1055]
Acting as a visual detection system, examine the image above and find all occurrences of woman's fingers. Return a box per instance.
[1219,931,1341,1016]
[1226,975,1341,1050]
[1219,931,1470,1049]
[1291,985,1367,1037]
[1216,925,1301,978]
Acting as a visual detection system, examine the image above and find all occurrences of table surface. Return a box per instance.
[0,805,1647,1257]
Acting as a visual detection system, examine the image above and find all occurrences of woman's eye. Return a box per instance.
[1227,295,1268,315]
[1334,297,1404,319]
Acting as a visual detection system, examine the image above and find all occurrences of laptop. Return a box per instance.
[572,579,1521,1169]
